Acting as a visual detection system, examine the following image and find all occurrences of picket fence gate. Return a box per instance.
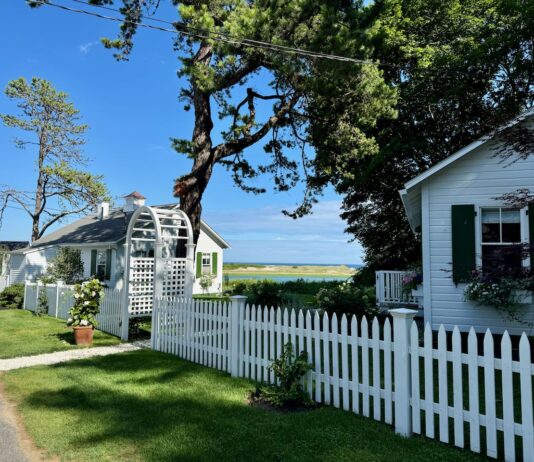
[23,282,123,338]
[152,297,534,462]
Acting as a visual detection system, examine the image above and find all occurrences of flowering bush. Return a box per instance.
[464,269,532,311]
[402,271,423,294]
[199,273,216,292]
[315,280,377,318]
[67,279,105,328]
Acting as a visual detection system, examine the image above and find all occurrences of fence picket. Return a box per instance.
[437,325,449,443]
[340,315,349,411]
[423,324,434,438]
[484,329,498,459]
[332,313,340,409]
[244,305,251,379]
[322,312,331,405]
[269,307,275,383]
[519,334,534,462]
[313,311,322,402]
[467,328,480,453]
[372,317,381,421]
[305,311,313,397]
[361,316,370,418]
[351,316,360,415]
[410,321,421,434]
[452,326,464,448]
[501,332,515,462]
[383,318,392,425]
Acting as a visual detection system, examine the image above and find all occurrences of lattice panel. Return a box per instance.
[129,257,154,315]
[162,258,187,297]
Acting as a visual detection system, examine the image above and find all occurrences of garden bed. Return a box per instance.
[0,350,486,461]
[0,310,121,359]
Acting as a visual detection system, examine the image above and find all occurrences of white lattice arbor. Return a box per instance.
[121,205,195,339]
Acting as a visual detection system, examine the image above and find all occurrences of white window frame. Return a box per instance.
[201,252,211,275]
[475,205,529,269]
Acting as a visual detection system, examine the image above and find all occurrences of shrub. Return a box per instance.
[464,269,533,318]
[252,342,314,409]
[48,247,84,284]
[315,281,377,318]
[0,284,24,309]
[67,279,104,328]
[36,286,49,316]
[199,273,216,292]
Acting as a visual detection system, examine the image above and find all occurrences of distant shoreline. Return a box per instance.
[223,263,357,278]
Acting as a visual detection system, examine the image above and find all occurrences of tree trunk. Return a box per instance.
[176,43,214,245]
[31,142,46,242]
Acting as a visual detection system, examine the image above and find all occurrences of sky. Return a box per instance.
[0,1,364,265]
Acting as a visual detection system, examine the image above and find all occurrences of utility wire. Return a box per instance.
[31,0,386,65]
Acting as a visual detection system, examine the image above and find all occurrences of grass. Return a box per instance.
[0,309,121,359]
[0,350,487,462]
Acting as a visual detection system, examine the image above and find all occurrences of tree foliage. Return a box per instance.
[48,247,85,285]
[0,77,109,242]
[335,0,533,270]
[31,0,397,243]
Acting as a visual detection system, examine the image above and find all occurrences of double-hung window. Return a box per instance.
[202,253,211,274]
[96,250,108,280]
[481,207,523,275]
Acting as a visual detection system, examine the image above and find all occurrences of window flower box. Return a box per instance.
[411,285,424,298]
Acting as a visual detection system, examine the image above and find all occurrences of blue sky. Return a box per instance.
[0,1,364,264]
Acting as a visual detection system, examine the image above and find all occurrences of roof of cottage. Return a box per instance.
[399,109,534,232]
[11,205,230,254]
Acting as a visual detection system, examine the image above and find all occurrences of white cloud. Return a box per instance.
[203,201,364,264]
[78,41,97,54]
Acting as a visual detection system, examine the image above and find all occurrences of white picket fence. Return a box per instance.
[152,297,534,462]
[23,282,123,337]
[152,297,230,372]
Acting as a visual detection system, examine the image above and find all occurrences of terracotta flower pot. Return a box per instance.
[73,326,95,345]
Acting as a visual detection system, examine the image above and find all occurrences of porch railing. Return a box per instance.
[375,270,418,306]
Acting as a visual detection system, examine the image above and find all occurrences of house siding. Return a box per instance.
[426,138,534,334]
[9,247,58,284]
[193,231,224,295]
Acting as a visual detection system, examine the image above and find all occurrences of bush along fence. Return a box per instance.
[152,297,534,462]
[23,282,122,337]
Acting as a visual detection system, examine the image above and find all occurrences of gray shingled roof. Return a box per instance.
[13,205,229,253]
[0,241,30,251]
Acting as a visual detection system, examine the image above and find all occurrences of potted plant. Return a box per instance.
[67,279,104,345]
[402,271,423,299]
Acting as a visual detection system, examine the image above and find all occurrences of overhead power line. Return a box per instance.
[31,0,386,65]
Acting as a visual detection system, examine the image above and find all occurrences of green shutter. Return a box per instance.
[90,250,97,276]
[451,205,476,283]
[211,252,218,275]
[105,249,112,281]
[528,203,534,268]
[196,252,202,278]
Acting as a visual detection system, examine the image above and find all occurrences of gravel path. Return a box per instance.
[0,397,29,462]
[0,341,149,372]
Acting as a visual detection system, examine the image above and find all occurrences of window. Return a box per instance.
[202,253,211,274]
[481,207,523,274]
[96,250,108,280]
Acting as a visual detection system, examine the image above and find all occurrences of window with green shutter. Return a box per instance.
[451,204,476,283]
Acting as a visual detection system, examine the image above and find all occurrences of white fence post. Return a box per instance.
[229,295,247,377]
[23,282,28,310]
[55,282,61,318]
[390,308,418,437]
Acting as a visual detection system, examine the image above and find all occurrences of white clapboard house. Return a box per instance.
[376,109,534,334]
[6,192,230,295]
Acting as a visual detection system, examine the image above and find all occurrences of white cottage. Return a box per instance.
[7,192,230,295]
[377,110,534,334]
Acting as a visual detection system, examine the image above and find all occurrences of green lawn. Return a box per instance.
[1,350,486,462]
[0,309,121,359]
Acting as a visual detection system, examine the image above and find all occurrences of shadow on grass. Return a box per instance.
[51,331,76,345]
[16,351,487,462]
